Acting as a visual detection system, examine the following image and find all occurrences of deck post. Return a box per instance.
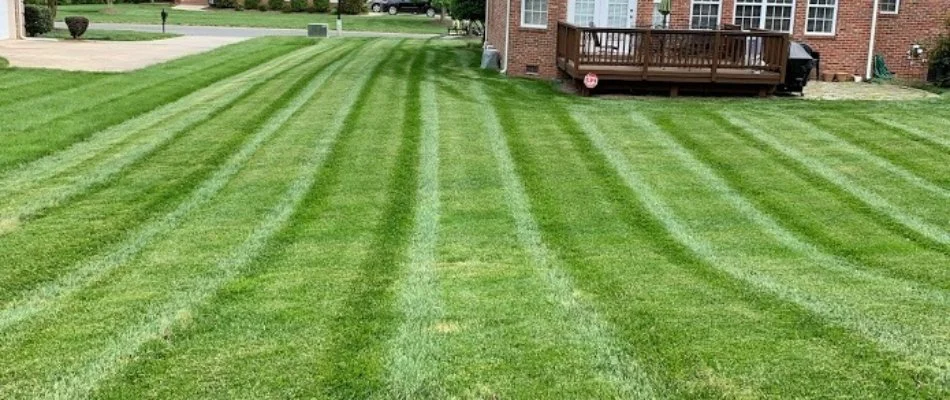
[642,30,652,81]
[711,31,722,83]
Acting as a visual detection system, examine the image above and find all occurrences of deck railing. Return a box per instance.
[556,22,790,81]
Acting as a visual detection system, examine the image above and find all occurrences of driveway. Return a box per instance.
[0,23,436,72]
[0,36,245,72]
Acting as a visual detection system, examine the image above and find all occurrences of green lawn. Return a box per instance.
[58,3,447,34]
[40,27,180,41]
[0,37,948,399]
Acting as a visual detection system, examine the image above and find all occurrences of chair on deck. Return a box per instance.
[585,22,620,54]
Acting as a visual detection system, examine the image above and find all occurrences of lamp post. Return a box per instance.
[336,0,342,36]
[161,8,168,33]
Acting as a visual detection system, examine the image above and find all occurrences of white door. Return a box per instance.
[569,0,637,28]
[0,0,10,40]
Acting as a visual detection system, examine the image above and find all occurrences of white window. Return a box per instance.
[879,0,899,14]
[572,0,596,26]
[806,0,837,35]
[522,0,549,28]
[690,0,721,30]
[734,0,795,33]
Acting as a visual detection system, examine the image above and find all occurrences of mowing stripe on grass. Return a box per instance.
[758,111,949,199]
[618,110,949,305]
[572,112,950,388]
[0,42,325,193]
[0,41,369,334]
[385,63,445,398]
[317,41,418,398]
[867,115,950,153]
[0,42,345,234]
[39,40,393,400]
[720,111,950,246]
[0,45,277,133]
[474,83,657,400]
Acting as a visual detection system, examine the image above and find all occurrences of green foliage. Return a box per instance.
[64,16,89,38]
[210,0,237,8]
[267,0,284,11]
[337,0,366,15]
[450,0,484,21]
[281,1,293,12]
[929,18,950,87]
[258,2,268,11]
[0,57,8,69]
[290,0,307,12]
[313,0,329,12]
[235,2,246,11]
[24,4,54,37]
[245,0,259,9]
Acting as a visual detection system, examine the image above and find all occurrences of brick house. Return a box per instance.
[1,0,25,40]
[485,0,949,81]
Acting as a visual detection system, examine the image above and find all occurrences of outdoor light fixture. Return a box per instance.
[908,44,925,59]
[161,9,168,34]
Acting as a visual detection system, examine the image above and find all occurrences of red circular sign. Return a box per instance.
[583,73,599,89]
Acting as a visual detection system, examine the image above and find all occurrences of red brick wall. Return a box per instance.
[485,0,509,65]
[874,1,948,80]
[494,0,949,80]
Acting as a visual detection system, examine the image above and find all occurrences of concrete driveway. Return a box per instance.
[0,36,245,72]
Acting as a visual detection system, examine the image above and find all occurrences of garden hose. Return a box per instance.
[873,54,893,80]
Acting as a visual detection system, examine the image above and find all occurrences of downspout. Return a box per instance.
[866,0,880,80]
[14,0,23,39]
[501,0,511,73]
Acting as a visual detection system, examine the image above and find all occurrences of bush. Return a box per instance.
[235,2,245,10]
[929,18,950,87]
[64,16,89,38]
[337,0,366,15]
[258,3,267,11]
[290,0,306,12]
[313,0,329,12]
[210,0,236,8]
[267,0,284,11]
[24,5,54,37]
[245,0,259,10]
[281,2,292,12]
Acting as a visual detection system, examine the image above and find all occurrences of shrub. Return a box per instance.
[245,0,259,10]
[258,3,267,11]
[235,3,245,11]
[929,18,950,87]
[64,16,89,39]
[313,0,330,12]
[290,0,307,12]
[209,0,236,8]
[24,5,54,37]
[337,0,366,15]
[267,0,284,11]
[281,2,292,12]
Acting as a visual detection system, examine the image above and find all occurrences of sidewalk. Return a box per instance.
[55,22,439,39]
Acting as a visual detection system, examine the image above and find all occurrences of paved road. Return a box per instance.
[55,22,439,39]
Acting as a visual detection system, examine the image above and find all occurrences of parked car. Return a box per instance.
[369,0,440,17]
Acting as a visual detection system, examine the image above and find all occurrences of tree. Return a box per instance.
[46,0,57,18]
[449,0,483,22]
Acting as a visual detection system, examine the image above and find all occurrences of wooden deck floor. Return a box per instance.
[558,58,782,84]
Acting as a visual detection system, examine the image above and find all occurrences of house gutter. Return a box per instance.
[866,0,880,80]
[501,0,511,73]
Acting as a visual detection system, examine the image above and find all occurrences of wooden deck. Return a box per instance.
[556,22,790,95]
